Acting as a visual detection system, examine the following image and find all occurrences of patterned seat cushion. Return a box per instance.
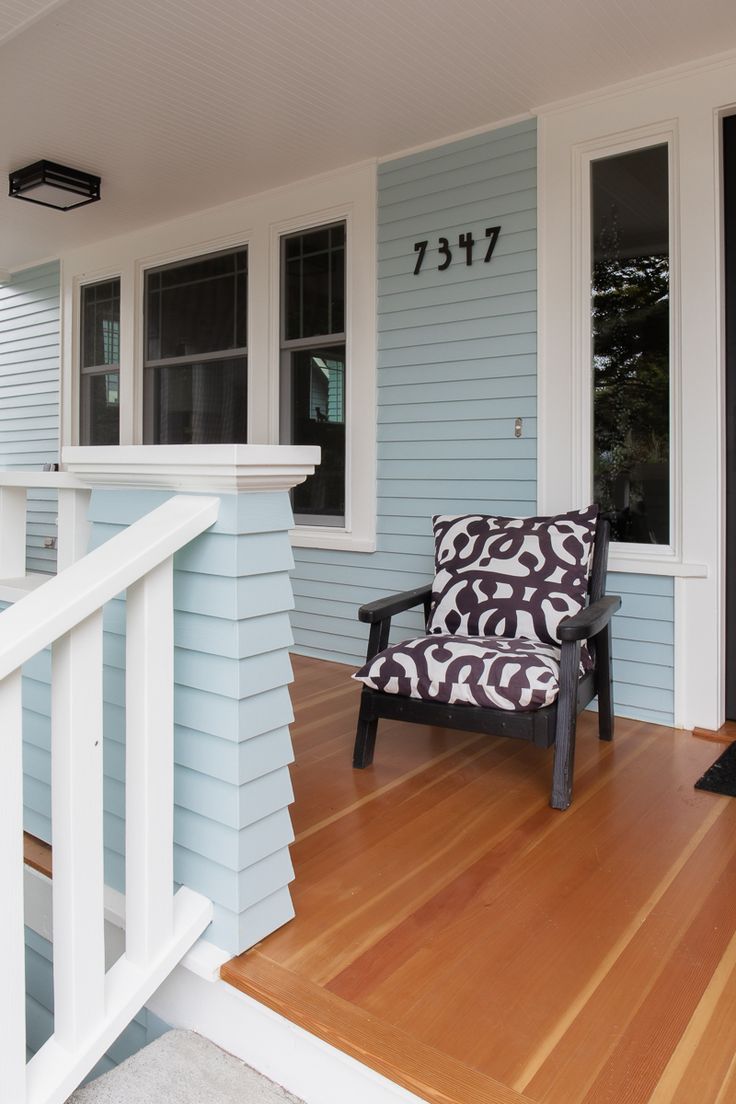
[354,634,568,712]
[428,507,598,645]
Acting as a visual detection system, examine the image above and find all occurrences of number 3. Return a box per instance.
[438,237,452,271]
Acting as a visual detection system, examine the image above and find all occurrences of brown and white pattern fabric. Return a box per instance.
[427,507,598,646]
[354,634,567,711]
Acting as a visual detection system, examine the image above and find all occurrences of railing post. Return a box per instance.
[57,488,92,571]
[51,610,106,1050]
[0,670,26,1102]
[125,557,174,965]
[0,487,27,577]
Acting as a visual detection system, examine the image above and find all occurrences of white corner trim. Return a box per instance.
[147,968,426,1104]
[62,444,320,493]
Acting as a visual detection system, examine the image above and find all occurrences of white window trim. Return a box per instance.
[60,160,377,553]
[577,126,682,570]
[537,61,736,730]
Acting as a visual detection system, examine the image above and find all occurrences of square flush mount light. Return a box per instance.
[8,160,101,211]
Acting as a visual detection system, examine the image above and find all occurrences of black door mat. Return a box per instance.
[694,741,736,797]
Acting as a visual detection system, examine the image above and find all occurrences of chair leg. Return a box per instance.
[551,640,581,811]
[595,625,614,742]
[353,692,378,768]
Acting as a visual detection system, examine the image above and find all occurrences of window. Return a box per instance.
[65,160,376,549]
[591,144,670,545]
[80,279,120,445]
[143,247,247,444]
[280,223,346,525]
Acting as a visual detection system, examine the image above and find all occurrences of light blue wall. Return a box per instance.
[290,119,676,726]
[25,927,168,1075]
[292,120,537,661]
[22,489,299,953]
[0,262,60,572]
[608,572,674,725]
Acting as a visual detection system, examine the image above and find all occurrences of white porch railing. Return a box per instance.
[0,470,92,599]
[0,492,219,1104]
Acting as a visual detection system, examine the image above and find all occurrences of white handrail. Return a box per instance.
[1,493,219,1104]
[0,495,218,679]
[0,470,92,581]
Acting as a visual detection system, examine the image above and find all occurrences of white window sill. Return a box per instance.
[608,553,707,578]
[289,526,375,553]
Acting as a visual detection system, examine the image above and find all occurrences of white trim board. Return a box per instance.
[147,970,426,1104]
[537,59,736,730]
[23,866,422,1104]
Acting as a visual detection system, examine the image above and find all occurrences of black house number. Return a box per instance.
[413,225,501,275]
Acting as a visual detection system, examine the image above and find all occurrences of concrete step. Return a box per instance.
[67,1030,304,1104]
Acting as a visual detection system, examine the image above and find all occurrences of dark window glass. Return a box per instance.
[283,222,345,341]
[146,249,247,362]
[149,358,247,444]
[80,279,120,445]
[280,223,346,524]
[592,145,670,545]
[288,348,346,520]
[143,247,247,444]
[87,373,120,445]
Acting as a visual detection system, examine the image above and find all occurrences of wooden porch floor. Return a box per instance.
[222,655,736,1104]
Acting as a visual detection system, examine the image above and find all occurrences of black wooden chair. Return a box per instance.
[352,509,621,810]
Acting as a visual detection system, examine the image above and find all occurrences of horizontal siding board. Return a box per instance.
[379,148,537,215]
[379,269,537,314]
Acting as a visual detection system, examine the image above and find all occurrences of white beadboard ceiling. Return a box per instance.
[2,0,736,270]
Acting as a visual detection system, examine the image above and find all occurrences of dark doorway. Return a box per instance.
[724,114,736,718]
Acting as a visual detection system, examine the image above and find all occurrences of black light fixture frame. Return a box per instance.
[8,160,101,211]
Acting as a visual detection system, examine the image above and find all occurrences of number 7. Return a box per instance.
[413,240,428,275]
[484,226,501,263]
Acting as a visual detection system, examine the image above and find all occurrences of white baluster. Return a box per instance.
[57,488,92,572]
[125,557,174,966]
[0,670,27,1102]
[0,487,28,578]
[51,611,106,1050]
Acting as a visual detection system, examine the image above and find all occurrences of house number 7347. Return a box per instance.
[413,225,501,275]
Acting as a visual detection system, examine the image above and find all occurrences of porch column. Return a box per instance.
[63,444,319,954]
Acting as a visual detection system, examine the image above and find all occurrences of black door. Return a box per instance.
[724,115,736,718]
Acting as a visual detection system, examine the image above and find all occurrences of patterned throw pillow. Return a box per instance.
[354,634,565,711]
[427,506,598,645]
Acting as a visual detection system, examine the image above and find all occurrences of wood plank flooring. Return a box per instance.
[222,655,736,1103]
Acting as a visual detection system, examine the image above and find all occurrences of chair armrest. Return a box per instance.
[358,583,432,624]
[558,595,622,642]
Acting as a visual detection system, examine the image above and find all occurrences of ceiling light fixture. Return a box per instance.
[8,160,101,211]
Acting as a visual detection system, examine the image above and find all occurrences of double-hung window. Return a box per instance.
[279,222,346,525]
[143,247,248,444]
[79,278,120,445]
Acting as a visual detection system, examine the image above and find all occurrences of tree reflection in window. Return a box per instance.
[592,145,670,545]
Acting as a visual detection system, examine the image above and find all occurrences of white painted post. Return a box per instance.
[51,610,106,1051]
[0,670,27,1103]
[125,557,175,966]
[0,487,28,578]
[57,488,92,572]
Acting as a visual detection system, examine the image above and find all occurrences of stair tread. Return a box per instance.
[66,1030,304,1104]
